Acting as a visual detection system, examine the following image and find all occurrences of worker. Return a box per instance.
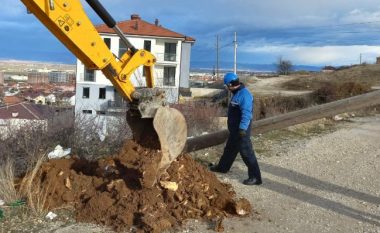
[209,72,262,185]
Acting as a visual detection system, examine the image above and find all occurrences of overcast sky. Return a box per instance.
[1,0,380,67]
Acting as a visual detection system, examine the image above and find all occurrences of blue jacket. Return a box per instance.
[227,84,253,132]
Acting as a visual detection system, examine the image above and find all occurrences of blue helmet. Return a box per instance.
[224,72,238,85]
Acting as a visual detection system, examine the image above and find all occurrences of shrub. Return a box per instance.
[254,94,314,120]
[313,82,371,104]
[172,101,225,136]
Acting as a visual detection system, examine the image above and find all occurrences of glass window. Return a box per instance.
[164,67,176,86]
[96,111,106,115]
[144,40,151,51]
[99,88,106,99]
[143,40,152,76]
[83,87,90,98]
[84,68,95,82]
[103,38,111,49]
[164,43,176,61]
[119,39,128,57]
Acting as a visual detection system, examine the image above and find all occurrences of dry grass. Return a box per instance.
[254,94,314,120]
[0,154,52,217]
[312,82,371,104]
[0,158,19,203]
[18,153,52,216]
[282,64,380,91]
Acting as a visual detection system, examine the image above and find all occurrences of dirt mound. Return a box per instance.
[33,140,251,232]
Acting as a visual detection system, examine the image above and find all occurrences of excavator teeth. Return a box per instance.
[130,88,166,118]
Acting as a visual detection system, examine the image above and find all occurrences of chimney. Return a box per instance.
[155,18,159,26]
[131,14,141,20]
[134,21,138,30]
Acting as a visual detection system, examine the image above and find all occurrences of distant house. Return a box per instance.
[321,66,336,73]
[3,96,23,105]
[49,71,72,84]
[377,57,380,64]
[0,102,53,139]
[25,92,46,104]
[59,91,75,106]
[28,72,49,84]
[45,94,56,105]
[0,72,4,85]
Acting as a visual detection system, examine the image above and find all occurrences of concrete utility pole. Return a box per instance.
[216,35,220,80]
[234,32,237,74]
[360,53,362,65]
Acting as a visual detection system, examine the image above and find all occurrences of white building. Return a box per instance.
[75,14,195,121]
[0,72,4,85]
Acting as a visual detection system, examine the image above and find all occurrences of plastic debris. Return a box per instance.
[9,199,26,207]
[48,145,71,159]
[333,115,344,121]
[0,200,4,206]
[46,211,57,220]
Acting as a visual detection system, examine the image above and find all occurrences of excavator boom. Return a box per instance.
[21,0,154,104]
[21,0,187,178]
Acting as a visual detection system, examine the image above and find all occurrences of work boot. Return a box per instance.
[243,177,262,186]
[208,164,227,174]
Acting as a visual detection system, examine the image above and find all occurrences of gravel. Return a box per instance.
[182,114,380,233]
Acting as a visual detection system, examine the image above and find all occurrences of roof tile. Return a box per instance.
[0,102,54,120]
[95,16,195,42]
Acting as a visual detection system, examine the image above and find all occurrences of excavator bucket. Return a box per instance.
[153,107,187,173]
[127,104,187,174]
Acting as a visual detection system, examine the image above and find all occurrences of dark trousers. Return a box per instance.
[217,129,262,180]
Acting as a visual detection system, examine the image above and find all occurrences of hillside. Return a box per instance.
[281,64,380,91]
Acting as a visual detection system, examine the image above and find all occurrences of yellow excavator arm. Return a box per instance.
[21,0,155,102]
[21,0,188,177]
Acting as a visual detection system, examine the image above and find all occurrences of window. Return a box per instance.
[96,111,106,115]
[119,39,128,57]
[144,40,151,51]
[82,87,90,98]
[82,110,92,114]
[84,68,95,82]
[99,88,106,99]
[163,67,176,86]
[142,40,152,77]
[164,43,176,61]
[103,38,111,49]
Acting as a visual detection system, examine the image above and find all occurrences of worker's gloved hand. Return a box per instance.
[239,129,246,137]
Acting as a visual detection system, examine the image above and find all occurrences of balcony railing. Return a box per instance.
[107,100,126,109]
[79,73,96,82]
[155,53,177,62]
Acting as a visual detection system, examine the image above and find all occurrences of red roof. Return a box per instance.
[3,96,23,105]
[95,15,195,42]
[0,102,53,120]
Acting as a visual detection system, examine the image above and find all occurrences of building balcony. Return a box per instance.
[155,53,177,63]
[78,73,96,82]
[103,100,127,113]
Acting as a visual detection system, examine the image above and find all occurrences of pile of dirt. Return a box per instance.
[32,140,251,232]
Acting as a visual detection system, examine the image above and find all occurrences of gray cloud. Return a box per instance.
[1,0,380,65]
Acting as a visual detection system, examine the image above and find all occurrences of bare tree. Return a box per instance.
[276,56,293,75]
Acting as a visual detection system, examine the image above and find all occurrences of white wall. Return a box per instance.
[0,119,47,140]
